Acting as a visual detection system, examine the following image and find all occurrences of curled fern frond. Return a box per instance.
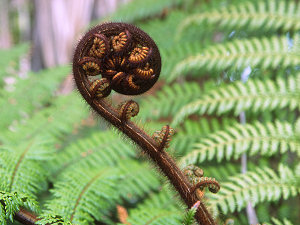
[183,165,220,198]
[177,0,300,38]
[172,74,300,126]
[119,100,139,122]
[180,120,300,166]
[169,35,300,81]
[152,125,175,150]
[208,164,299,216]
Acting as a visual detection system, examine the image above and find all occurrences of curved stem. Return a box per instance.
[15,208,38,225]
[87,97,215,225]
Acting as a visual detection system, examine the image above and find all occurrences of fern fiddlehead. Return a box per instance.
[72,22,218,225]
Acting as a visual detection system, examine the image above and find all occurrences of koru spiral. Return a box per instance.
[73,22,161,96]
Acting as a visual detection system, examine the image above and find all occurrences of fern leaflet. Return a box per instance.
[208,164,299,216]
[172,74,300,126]
[169,35,300,81]
[177,0,300,38]
[179,120,300,166]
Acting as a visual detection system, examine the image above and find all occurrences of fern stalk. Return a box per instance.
[72,22,217,225]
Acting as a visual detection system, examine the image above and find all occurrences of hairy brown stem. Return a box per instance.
[73,22,217,225]
[84,95,215,225]
[15,208,38,225]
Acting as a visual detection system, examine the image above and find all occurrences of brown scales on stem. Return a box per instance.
[14,22,220,225]
[72,22,221,225]
[72,22,220,225]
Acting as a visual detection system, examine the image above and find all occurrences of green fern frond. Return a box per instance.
[0,191,39,225]
[1,93,88,144]
[169,35,300,81]
[172,118,236,155]
[107,0,183,22]
[269,217,294,225]
[160,42,203,80]
[0,66,70,130]
[179,120,300,166]
[0,43,29,81]
[177,0,300,38]
[43,166,121,225]
[138,10,205,80]
[208,164,299,216]
[50,130,135,177]
[140,82,202,120]
[138,186,182,211]
[0,140,52,196]
[36,215,73,225]
[117,161,161,200]
[50,127,161,200]
[126,208,182,225]
[172,74,300,126]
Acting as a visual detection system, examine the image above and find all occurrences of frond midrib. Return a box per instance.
[69,172,103,222]
[192,135,298,154]
[9,142,33,191]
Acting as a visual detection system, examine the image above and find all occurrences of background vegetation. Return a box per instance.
[0,0,299,224]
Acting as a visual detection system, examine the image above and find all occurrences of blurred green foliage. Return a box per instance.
[0,0,299,224]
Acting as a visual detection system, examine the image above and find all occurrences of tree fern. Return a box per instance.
[177,0,300,38]
[208,164,299,216]
[172,74,300,126]
[179,120,300,166]
[169,35,300,81]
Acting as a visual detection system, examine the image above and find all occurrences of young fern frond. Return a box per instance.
[169,35,300,81]
[0,191,39,225]
[208,164,299,216]
[179,120,300,166]
[172,74,300,126]
[0,140,52,197]
[177,0,300,38]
